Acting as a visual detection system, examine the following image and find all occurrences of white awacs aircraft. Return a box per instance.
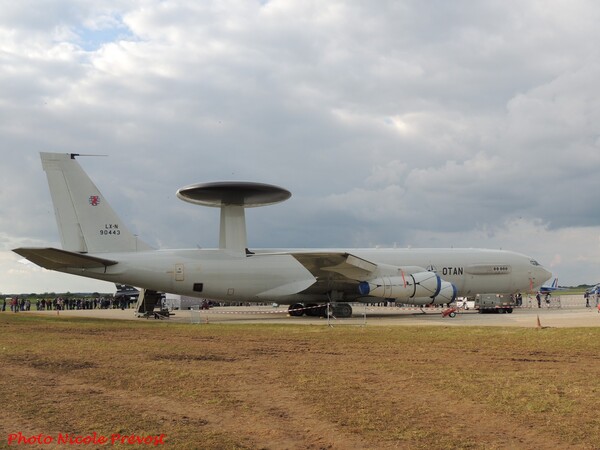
[14,153,551,318]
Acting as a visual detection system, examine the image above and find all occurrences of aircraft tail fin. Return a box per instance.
[40,153,152,254]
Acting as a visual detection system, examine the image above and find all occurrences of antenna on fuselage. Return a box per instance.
[69,153,108,159]
[176,182,291,255]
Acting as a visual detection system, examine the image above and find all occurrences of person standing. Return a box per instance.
[536,292,541,308]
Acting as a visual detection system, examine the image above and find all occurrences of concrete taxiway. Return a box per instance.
[23,304,600,327]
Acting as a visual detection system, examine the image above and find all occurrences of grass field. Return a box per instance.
[1,314,599,449]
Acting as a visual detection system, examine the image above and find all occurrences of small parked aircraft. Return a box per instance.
[539,278,565,295]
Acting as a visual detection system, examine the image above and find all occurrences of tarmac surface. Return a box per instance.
[23,303,600,327]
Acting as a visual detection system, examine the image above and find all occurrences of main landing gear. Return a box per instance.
[288,303,353,318]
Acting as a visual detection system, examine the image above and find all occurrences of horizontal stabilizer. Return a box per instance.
[13,247,118,270]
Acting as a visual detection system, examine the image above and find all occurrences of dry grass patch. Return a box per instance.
[0,314,599,449]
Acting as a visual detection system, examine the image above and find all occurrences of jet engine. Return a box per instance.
[410,280,457,305]
[358,271,457,305]
[358,271,441,300]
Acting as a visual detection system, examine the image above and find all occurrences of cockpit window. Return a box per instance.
[530,260,540,266]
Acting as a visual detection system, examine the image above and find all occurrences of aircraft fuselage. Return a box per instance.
[57,247,547,304]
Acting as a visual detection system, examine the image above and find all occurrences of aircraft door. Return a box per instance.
[174,263,185,282]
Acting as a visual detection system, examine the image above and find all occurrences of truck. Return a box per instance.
[474,293,515,314]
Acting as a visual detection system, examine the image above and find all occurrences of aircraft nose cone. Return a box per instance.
[539,266,552,284]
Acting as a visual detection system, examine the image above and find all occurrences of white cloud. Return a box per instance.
[2,0,600,292]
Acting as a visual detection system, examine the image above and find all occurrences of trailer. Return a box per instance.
[164,293,212,310]
[474,293,515,314]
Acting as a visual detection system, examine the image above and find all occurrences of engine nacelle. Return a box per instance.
[358,271,441,300]
[411,281,458,305]
[436,281,458,303]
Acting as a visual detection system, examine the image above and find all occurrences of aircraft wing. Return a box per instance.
[288,251,426,296]
[283,252,369,296]
[13,247,118,270]
[291,252,377,281]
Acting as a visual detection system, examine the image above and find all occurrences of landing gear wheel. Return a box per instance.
[305,303,320,317]
[330,303,352,318]
[288,303,305,317]
[317,305,328,317]
[340,303,352,318]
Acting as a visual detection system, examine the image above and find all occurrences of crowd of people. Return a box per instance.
[1,296,135,312]
[2,297,31,312]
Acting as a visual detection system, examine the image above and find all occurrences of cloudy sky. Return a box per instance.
[2,0,600,294]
